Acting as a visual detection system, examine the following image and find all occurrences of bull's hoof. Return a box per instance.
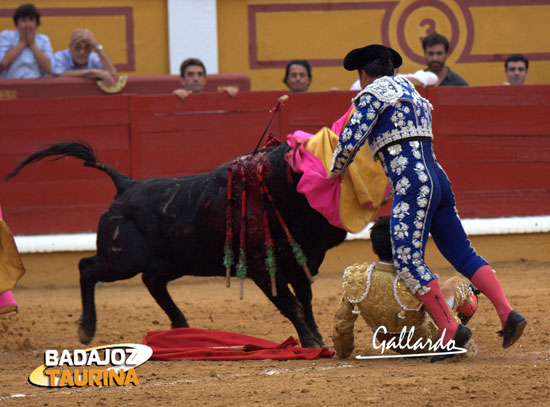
[78,326,94,345]
[78,318,96,345]
[300,336,325,348]
[312,332,325,347]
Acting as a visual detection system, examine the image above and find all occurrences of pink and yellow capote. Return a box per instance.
[285,106,390,233]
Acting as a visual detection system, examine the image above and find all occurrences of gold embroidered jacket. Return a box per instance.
[333,261,473,358]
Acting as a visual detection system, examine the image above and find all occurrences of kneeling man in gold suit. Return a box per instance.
[333,216,478,359]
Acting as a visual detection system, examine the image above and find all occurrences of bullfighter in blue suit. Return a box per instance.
[329,44,526,357]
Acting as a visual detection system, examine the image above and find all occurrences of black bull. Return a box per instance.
[5,141,348,347]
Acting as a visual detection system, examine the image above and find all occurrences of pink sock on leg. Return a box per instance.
[471,265,513,328]
[417,280,459,344]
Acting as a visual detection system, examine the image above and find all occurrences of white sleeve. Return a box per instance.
[409,70,438,86]
[350,79,361,91]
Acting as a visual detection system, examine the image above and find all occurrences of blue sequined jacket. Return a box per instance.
[330,76,433,175]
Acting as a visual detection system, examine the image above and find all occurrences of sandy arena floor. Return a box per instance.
[1,237,549,406]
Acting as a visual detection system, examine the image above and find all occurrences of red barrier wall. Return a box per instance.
[130,91,286,179]
[0,74,250,100]
[429,86,550,219]
[0,95,132,234]
[1,85,549,235]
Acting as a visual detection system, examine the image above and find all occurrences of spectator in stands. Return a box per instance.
[283,60,311,92]
[422,33,468,86]
[503,54,529,85]
[52,29,116,86]
[174,57,238,99]
[0,4,53,78]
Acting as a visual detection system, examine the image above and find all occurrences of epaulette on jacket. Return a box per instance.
[353,76,405,106]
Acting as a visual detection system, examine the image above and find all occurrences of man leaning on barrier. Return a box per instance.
[52,28,117,86]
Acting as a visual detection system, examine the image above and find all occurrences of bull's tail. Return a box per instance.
[3,141,132,196]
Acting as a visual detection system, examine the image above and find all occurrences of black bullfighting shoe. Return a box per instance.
[499,310,527,348]
[457,284,480,325]
[430,324,472,363]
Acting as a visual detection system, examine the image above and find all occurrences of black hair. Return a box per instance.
[359,57,394,78]
[369,216,393,262]
[283,59,312,84]
[505,54,529,70]
[179,58,206,78]
[13,4,40,26]
[422,33,449,53]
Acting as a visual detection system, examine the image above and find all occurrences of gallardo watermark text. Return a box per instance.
[356,326,467,359]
